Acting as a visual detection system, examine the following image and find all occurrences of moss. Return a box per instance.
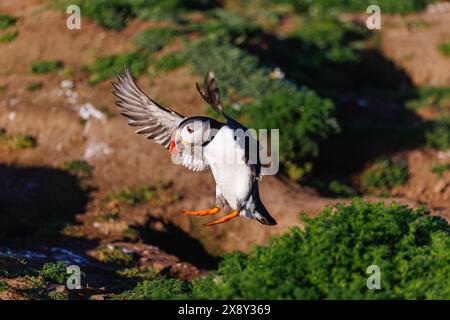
[61,160,94,177]
[105,182,181,206]
[30,60,64,74]
[0,31,18,43]
[0,15,16,30]
[0,130,36,150]
[90,245,134,266]
[438,41,450,58]
[117,266,160,281]
[85,51,149,84]
[360,159,408,194]
[134,27,177,53]
[431,163,450,179]
[25,82,43,92]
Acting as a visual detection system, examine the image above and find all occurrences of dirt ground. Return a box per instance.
[1,1,450,298]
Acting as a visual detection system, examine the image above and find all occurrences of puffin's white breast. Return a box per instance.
[204,126,252,210]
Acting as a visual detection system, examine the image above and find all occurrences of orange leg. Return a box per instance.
[179,207,221,216]
[203,211,239,227]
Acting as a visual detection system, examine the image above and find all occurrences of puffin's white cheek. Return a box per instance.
[191,131,203,144]
[180,130,191,144]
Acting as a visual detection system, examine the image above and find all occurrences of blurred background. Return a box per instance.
[0,0,450,299]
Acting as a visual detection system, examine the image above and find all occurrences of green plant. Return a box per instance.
[47,290,69,300]
[105,182,181,205]
[0,30,18,43]
[360,159,408,193]
[425,117,450,151]
[134,27,177,53]
[154,52,187,71]
[305,0,436,14]
[26,82,43,92]
[61,160,94,177]
[191,200,450,299]
[118,277,190,299]
[245,84,337,181]
[91,245,134,266]
[54,0,208,30]
[186,39,272,103]
[438,40,450,58]
[187,9,262,44]
[431,163,450,179]
[30,60,64,74]
[39,262,68,284]
[0,130,36,150]
[405,86,450,111]
[0,256,36,278]
[0,280,9,292]
[85,51,148,84]
[0,15,16,30]
[117,266,160,280]
[328,180,357,197]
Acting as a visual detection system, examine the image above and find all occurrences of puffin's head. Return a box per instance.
[170,117,213,154]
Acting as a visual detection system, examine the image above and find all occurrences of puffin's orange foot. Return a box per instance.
[203,211,239,227]
[178,207,220,216]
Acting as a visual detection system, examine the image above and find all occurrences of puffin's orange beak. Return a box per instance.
[169,137,176,155]
[169,130,177,155]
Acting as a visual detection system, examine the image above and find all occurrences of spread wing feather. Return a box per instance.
[112,67,184,149]
[112,67,209,172]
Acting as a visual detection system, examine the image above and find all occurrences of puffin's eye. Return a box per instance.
[187,126,193,133]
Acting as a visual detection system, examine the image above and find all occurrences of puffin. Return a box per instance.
[112,68,277,227]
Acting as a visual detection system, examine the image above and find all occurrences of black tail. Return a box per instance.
[254,198,277,226]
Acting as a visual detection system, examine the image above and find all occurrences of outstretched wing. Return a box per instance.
[112,67,184,149]
[112,67,210,172]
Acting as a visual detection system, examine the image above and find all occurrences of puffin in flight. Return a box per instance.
[112,68,277,227]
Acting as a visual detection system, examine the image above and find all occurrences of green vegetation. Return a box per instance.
[119,200,450,299]
[187,9,262,44]
[54,0,208,30]
[246,85,336,181]
[61,160,94,177]
[118,277,190,299]
[117,266,160,281]
[105,182,181,206]
[0,256,37,278]
[360,159,408,193]
[293,14,367,63]
[154,52,187,71]
[193,200,450,299]
[0,280,9,292]
[86,51,148,84]
[134,27,177,53]
[25,82,43,92]
[294,0,436,14]
[186,39,273,103]
[425,116,450,150]
[47,290,69,300]
[0,31,18,43]
[327,180,357,198]
[91,245,134,266]
[30,60,64,74]
[431,163,450,179]
[0,130,36,150]
[0,15,16,30]
[438,40,450,58]
[405,86,450,111]
[39,262,68,284]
